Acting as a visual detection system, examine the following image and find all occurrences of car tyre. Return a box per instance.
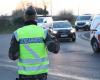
[88,27,90,31]
[84,27,87,31]
[72,34,76,42]
[76,28,78,31]
[91,39,100,53]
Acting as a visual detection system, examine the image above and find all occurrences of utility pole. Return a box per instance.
[51,0,52,16]
[78,7,79,17]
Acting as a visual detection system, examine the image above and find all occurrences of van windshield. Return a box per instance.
[77,16,91,21]
[36,18,44,23]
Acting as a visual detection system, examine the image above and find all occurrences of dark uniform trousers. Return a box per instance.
[16,73,47,80]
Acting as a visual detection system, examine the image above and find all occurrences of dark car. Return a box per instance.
[51,20,76,42]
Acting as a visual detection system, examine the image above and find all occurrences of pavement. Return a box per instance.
[0,32,90,80]
[79,31,90,41]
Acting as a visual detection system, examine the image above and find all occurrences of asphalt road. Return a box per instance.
[0,32,100,80]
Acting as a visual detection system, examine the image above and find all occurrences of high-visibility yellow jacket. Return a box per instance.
[14,24,49,75]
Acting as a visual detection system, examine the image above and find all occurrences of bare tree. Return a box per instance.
[41,0,48,16]
[57,10,75,24]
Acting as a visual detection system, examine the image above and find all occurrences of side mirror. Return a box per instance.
[49,27,53,29]
[90,18,93,21]
[44,21,47,23]
[72,25,75,28]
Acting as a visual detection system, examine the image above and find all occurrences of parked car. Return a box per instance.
[90,15,100,53]
[75,14,92,31]
[36,16,53,29]
[51,20,76,42]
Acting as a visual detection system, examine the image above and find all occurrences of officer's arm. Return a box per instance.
[45,30,58,42]
[44,30,53,43]
[44,30,60,53]
[8,34,19,60]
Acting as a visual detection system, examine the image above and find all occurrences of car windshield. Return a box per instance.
[77,16,91,21]
[36,17,44,23]
[53,22,71,28]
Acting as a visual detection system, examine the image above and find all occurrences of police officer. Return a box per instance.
[9,6,60,80]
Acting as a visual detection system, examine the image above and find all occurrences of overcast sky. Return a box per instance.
[0,0,100,15]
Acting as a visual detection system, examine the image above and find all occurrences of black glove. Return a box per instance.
[46,39,60,54]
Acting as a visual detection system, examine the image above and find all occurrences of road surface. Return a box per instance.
[0,32,100,80]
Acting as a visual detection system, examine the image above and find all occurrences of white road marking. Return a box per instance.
[0,59,14,63]
[49,72,91,80]
[0,63,17,69]
[0,63,94,80]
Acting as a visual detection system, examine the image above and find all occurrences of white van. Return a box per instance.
[75,14,92,31]
[36,16,53,29]
[90,15,100,53]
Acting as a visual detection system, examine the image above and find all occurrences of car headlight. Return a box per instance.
[86,22,90,25]
[75,22,77,25]
[53,30,57,34]
[71,29,76,33]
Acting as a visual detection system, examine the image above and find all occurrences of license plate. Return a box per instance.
[61,34,68,37]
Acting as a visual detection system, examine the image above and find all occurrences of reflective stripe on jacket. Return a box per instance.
[14,24,49,75]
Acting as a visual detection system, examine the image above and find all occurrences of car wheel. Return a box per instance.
[87,27,90,31]
[91,40,100,53]
[76,28,78,31]
[72,34,76,42]
[84,28,87,31]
